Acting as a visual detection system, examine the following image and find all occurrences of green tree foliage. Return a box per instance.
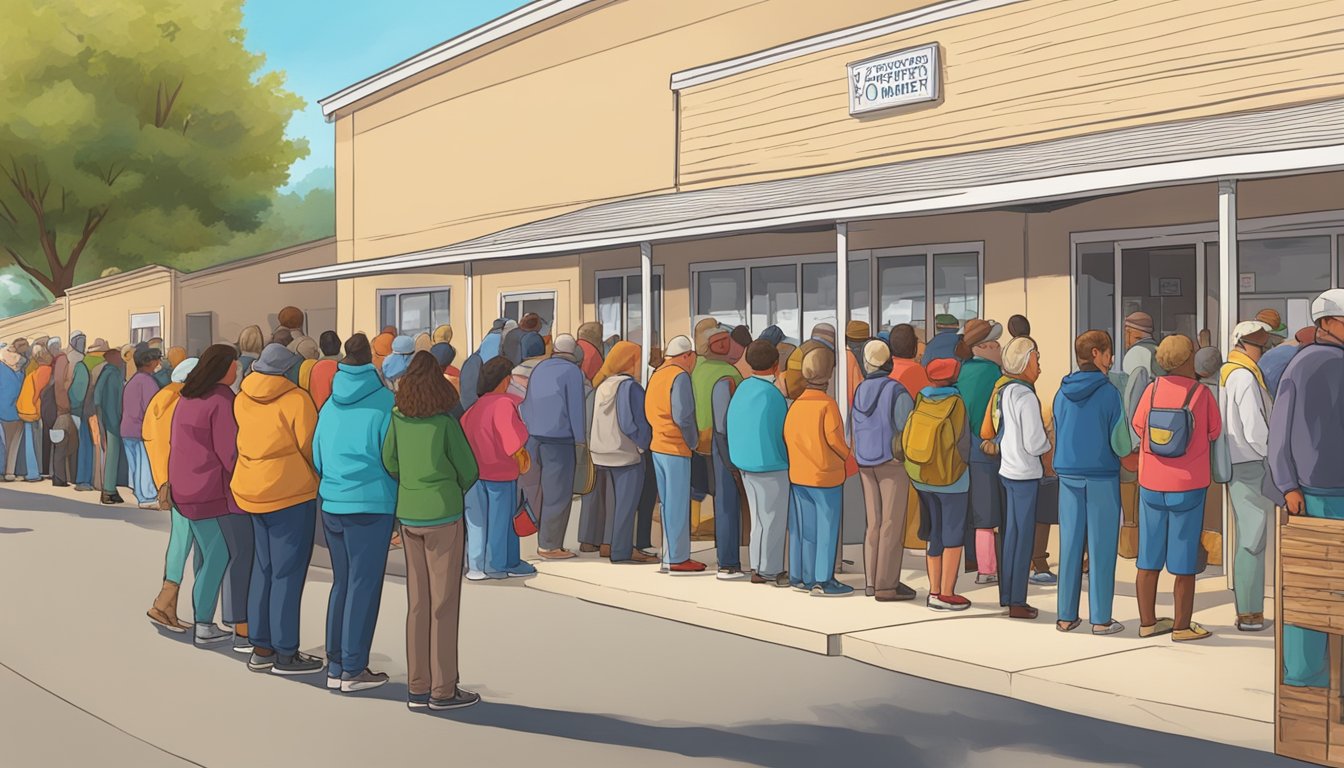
[0,0,307,297]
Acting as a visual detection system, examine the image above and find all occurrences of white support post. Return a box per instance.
[1218,179,1238,586]
[640,241,653,387]
[836,222,849,428]
[464,261,475,354]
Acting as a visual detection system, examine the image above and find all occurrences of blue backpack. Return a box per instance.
[1145,378,1198,458]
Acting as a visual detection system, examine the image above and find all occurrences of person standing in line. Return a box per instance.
[143,357,199,634]
[956,319,1005,584]
[922,314,963,365]
[851,340,916,601]
[16,344,52,482]
[383,351,481,711]
[887,324,932,399]
[233,343,323,674]
[785,349,853,596]
[730,326,756,381]
[168,347,245,648]
[52,332,87,489]
[1053,331,1130,635]
[38,339,63,479]
[519,334,588,560]
[1,347,26,481]
[588,342,656,564]
[235,325,266,392]
[728,339,792,587]
[903,357,972,611]
[844,321,872,407]
[307,331,343,411]
[461,357,539,578]
[1259,326,1315,398]
[49,335,75,487]
[1220,321,1276,632]
[276,306,311,349]
[70,335,98,491]
[993,336,1052,620]
[290,336,322,390]
[1273,290,1344,687]
[1131,335,1222,642]
[121,346,164,509]
[313,333,397,692]
[82,340,110,492]
[576,322,605,383]
[1007,315,1031,339]
[646,336,705,574]
[692,327,745,579]
[1118,312,1165,559]
[153,345,182,388]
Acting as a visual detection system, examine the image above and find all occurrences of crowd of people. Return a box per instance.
[2,286,1340,707]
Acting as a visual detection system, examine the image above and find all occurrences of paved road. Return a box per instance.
[0,485,1310,768]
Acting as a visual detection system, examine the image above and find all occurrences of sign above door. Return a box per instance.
[848,43,940,116]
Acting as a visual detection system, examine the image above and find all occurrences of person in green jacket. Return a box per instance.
[92,348,127,505]
[690,326,744,578]
[955,319,1005,581]
[382,351,480,712]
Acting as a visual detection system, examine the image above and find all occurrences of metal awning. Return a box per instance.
[282,98,1344,283]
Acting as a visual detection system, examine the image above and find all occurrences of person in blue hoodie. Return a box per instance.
[313,333,397,694]
[1052,330,1132,636]
[0,346,24,481]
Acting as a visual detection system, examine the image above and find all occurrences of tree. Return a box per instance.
[0,0,307,297]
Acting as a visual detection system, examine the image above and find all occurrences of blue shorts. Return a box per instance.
[1137,487,1207,576]
[916,490,968,558]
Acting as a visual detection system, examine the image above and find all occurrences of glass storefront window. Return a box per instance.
[625,273,662,343]
[802,262,838,338]
[850,258,871,326]
[597,276,623,338]
[933,252,980,324]
[1228,236,1331,337]
[878,253,927,338]
[696,269,747,327]
[380,289,450,338]
[751,264,800,342]
[1076,242,1116,342]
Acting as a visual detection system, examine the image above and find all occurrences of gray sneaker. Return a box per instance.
[271,651,324,676]
[248,651,275,671]
[428,687,481,711]
[193,623,231,646]
[341,669,390,693]
[232,633,253,654]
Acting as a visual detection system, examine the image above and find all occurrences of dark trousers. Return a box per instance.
[217,514,254,626]
[999,478,1039,608]
[248,501,316,657]
[529,438,576,552]
[323,512,394,678]
[602,463,645,562]
[577,467,610,547]
[75,417,94,486]
[51,421,78,486]
[101,430,124,494]
[635,452,657,550]
[712,438,741,568]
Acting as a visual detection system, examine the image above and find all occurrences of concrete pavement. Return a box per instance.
[0,483,1305,767]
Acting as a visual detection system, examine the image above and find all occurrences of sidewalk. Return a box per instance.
[526,508,1276,753]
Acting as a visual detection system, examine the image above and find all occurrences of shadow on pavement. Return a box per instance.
[0,527,34,534]
[2,488,170,535]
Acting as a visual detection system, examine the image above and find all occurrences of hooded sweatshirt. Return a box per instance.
[0,362,22,422]
[231,372,318,513]
[170,384,244,521]
[588,376,650,468]
[313,364,397,514]
[382,409,479,526]
[727,375,789,473]
[462,391,531,480]
[17,364,50,422]
[1270,340,1344,496]
[851,371,914,468]
[1051,369,1131,478]
[142,382,184,488]
[519,356,586,443]
[578,339,604,382]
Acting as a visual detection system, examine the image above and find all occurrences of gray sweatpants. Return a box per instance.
[1228,460,1272,617]
[742,470,790,578]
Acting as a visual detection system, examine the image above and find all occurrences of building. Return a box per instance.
[279,0,1344,414]
[0,237,337,352]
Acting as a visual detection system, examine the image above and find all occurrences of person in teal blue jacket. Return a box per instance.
[312,333,397,693]
[726,339,792,586]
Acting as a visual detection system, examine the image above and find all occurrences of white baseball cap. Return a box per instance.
[665,335,693,357]
[1312,289,1344,322]
[1231,320,1273,346]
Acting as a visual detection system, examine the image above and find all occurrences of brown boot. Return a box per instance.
[599,544,611,558]
[147,580,188,633]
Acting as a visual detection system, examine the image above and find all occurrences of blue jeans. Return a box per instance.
[122,437,156,503]
[187,517,229,624]
[788,485,802,584]
[1284,494,1344,687]
[22,421,41,480]
[1138,487,1206,576]
[75,415,94,486]
[248,500,317,657]
[999,478,1039,607]
[529,437,576,552]
[793,484,843,588]
[652,453,691,565]
[465,480,520,575]
[1058,475,1121,625]
[711,439,741,569]
[603,463,645,562]
[322,512,394,678]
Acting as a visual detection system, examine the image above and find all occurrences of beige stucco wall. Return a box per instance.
[0,298,68,346]
[66,268,176,349]
[344,269,468,346]
[178,239,339,347]
[677,0,1344,188]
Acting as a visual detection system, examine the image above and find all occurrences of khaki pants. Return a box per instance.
[859,463,911,595]
[403,519,465,701]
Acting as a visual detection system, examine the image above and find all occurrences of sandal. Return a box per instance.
[1092,620,1125,636]
[1139,617,1175,638]
[1056,619,1081,633]
[1172,621,1212,642]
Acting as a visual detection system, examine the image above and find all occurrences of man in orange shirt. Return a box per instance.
[644,336,705,574]
[888,324,931,397]
[785,348,853,596]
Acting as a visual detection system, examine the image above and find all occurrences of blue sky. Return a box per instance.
[241,0,528,189]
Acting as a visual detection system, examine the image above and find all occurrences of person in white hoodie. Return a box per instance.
[994,336,1053,620]
[1219,320,1275,632]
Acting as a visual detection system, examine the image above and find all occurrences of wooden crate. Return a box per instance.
[1277,515,1344,766]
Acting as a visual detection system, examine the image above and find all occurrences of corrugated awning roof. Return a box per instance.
[283,99,1344,283]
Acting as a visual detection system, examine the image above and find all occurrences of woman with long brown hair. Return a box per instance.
[382,351,479,711]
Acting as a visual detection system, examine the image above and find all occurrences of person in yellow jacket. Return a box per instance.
[232,343,322,675]
[645,335,705,574]
[17,344,53,482]
[143,358,199,633]
[784,348,853,596]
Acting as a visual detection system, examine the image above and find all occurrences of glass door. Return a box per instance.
[1117,242,1201,350]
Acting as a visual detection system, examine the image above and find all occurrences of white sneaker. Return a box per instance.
[465,570,488,581]
[326,675,341,690]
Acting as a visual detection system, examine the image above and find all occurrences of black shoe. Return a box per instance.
[100,493,123,505]
[271,651,324,676]
[428,688,480,711]
[52,480,69,488]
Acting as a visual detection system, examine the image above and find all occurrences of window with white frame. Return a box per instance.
[500,291,556,326]
[596,269,663,342]
[130,312,162,345]
[874,244,983,339]
[379,288,450,338]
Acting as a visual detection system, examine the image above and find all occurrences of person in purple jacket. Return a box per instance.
[519,334,588,559]
[168,344,243,647]
[1272,289,1344,688]
[121,345,163,509]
